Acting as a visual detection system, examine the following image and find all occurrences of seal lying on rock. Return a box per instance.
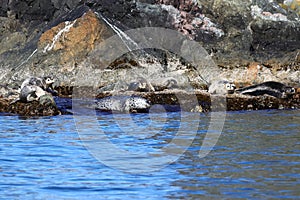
[152,77,179,91]
[11,85,46,104]
[235,81,296,98]
[21,76,57,95]
[127,77,178,92]
[128,78,151,92]
[208,80,236,95]
[95,96,151,113]
[127,77,155,92]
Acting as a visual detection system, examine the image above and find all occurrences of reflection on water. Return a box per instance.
[0,110,299,199]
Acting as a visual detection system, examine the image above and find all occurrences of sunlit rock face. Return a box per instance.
[38,10,112,66]
[0,0,299,116]
[0,0,299,89]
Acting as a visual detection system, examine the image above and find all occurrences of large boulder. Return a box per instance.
[0,95,61,116]
[38,10,112,66]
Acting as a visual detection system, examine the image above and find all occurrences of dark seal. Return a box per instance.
[235,81,296,98]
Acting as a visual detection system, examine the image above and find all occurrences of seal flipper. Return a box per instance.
[46,86,58,96]
[10,97,20,104]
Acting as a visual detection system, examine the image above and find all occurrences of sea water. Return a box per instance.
[0,109,299,199]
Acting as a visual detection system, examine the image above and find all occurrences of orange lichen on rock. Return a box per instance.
[38,10,111,64]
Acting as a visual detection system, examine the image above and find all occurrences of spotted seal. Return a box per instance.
[152,77,178,91]
[235,81,296,98]
[208,80,236,94]
[128,78,149,92]
[95,96,151,113]
[21,76,57,95]
[127,77,178,92]
[11,85,47,104]
[127,77,155,92]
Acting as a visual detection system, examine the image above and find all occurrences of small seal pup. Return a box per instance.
[152,77,179,91]
[208,80,236,94]
[21,76,57,95]
[127,78,149,92]
[127,77,155,92]
[235,81,296,98]
[95,96,151,113]
[127,77,178,92]
[11,85,47,104]
[18,85,38,103]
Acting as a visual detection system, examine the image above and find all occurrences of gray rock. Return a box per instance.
[39,94,57,107]
[0,0,299,95]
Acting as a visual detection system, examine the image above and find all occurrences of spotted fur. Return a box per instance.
[208,80,236,94]
[96,96,151,112]
[21,76,56,95]
[11,85,48,104]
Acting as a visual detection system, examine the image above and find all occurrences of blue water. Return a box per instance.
[0,110,299,199]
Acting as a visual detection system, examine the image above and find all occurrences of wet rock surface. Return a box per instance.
[93,90,300,112]
[1,85,298,116]
[0,96,61,116]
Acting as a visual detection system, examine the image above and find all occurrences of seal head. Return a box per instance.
[208,80,236,95]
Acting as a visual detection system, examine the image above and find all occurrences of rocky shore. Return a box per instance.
[1,87,299,116]
[0,0,299,116]
[96,90,300,112]
[0,96,61,116]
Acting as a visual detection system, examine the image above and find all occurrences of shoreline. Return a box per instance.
[1,89,299,117]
